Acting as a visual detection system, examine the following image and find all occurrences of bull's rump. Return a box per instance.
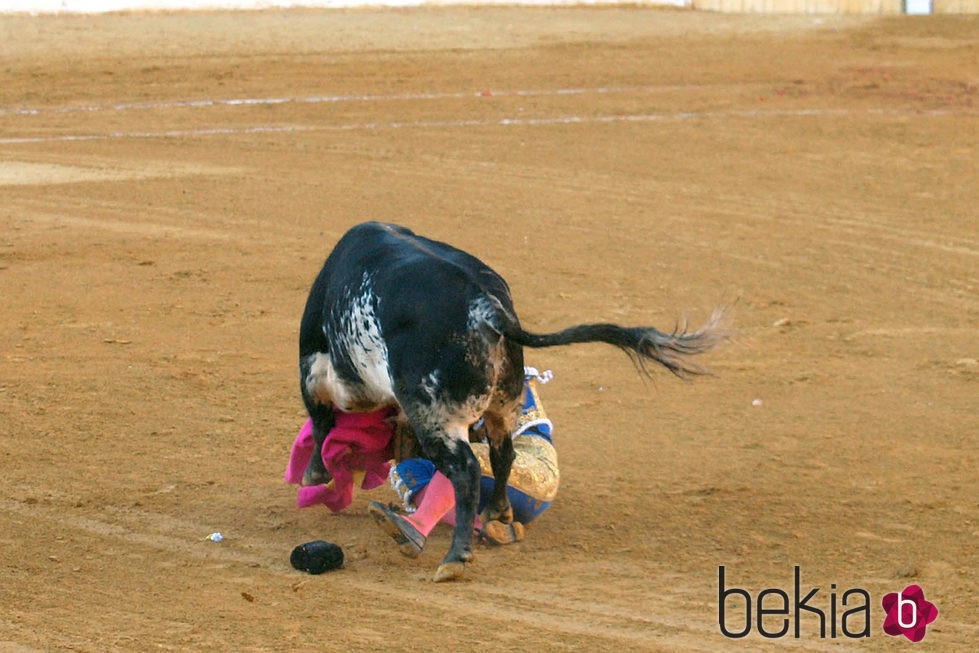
[300,222,520,413]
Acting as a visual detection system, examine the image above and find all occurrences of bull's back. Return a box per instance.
[301,222,519,409]
[320,221,514,326]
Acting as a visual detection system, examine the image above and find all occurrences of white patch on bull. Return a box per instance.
[440,419,473,455]
[420,370,441,402]
[408,391,493,454]
[336,282,393,404]
[465,294,509,387]
[304,351,347,407]
[466,294,502,337]
[305,275,395,412]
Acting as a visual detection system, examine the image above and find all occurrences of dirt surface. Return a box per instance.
[1,7,977,651]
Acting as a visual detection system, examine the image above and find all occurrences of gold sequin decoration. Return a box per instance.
[471,435,559,503]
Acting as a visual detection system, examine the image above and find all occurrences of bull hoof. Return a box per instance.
[433,562,465,583]
[302,465,332,487]
[480,504,513,525]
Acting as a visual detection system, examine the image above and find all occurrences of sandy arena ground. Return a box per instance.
[0,7,977,651]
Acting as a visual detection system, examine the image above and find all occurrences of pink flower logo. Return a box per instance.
[882,585,939,642]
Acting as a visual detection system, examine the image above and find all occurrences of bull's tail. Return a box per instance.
[504,306,730,378]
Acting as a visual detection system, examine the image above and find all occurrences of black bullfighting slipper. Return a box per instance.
[368,500,426,558]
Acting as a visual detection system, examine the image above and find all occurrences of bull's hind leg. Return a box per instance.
[301,402,335,487]
[411,422,481,582]
[479,358,523,524]
[481,411,516,525]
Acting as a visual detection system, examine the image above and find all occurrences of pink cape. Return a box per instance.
[284,408,395,512]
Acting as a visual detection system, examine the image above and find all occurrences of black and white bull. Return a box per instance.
[298,221,727,581]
